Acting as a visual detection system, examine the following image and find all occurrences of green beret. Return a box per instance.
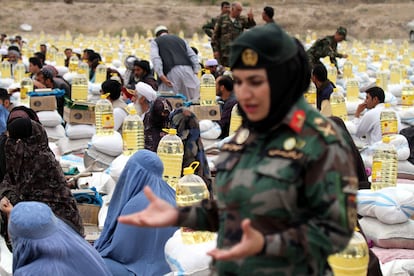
[336,26,347,40]
[230,23,297,69]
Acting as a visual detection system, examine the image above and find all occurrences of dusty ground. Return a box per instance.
[0,0,413,41]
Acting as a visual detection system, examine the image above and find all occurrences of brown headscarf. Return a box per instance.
[0,120,84,237]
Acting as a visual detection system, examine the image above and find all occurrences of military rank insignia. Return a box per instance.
[289,110,305,133]
[241,49,258,66]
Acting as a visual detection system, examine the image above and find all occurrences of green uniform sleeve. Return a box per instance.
[202,17,216,38]
[211,16,223,53]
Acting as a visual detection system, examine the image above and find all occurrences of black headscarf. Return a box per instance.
[7,118,32,139]
[230,23,310,132]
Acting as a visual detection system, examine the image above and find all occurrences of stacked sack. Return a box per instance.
[358,134,411,175]
[29,90,66,142]
[59,99,96,155]
[358,187,414,273]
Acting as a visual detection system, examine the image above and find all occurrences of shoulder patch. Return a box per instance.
[305,111,341,144]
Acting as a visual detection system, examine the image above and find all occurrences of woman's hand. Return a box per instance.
[207,219,265,260]
[118,186,178,227]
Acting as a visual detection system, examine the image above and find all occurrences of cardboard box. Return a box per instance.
[189,105,221,120]
[166,97,184,109]
[64,106,95,125]
[30,95,57,111]
[77,203,100,226]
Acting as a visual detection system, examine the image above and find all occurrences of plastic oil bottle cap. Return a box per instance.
[382,136,391,143]
[384,103,391,108]
[182,161,200,175]
[128,107,137,115]
[163,128,177,135]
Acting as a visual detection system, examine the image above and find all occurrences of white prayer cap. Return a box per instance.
[135,82,157,102]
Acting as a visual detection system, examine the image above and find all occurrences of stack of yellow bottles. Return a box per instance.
[176,161,215,244]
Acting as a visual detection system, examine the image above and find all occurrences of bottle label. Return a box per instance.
[372,161,382,182]
[101,114,114,129]
[72,85,88,101]
[331,103,348,121]
[20,87,27,100]
[381,120,398,135]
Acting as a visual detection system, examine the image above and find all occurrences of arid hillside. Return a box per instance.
[0,0,413,41]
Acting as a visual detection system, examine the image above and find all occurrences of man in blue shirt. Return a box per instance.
[0,89,10,134]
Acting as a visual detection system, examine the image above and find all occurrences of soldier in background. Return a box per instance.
[202,1,231,38]
[307,26,348,74]
[262,6,275,24]
[119,23,358,275]
[211,1,256,67]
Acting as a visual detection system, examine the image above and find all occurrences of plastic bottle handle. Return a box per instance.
[189,161,200,172]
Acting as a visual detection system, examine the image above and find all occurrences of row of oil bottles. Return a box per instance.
[305,61,414,108]
[13,28,211,64]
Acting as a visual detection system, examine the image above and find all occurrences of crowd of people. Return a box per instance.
[0,1,391,275]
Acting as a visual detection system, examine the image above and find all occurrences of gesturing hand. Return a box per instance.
[207,219,265,260]
[118,186,178,227]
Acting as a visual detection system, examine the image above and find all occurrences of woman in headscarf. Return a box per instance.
[9,201,111,276]
[118,23,359,275]
[94,149,177,276]
[144,97,172,152]
[0,106,40,182]
[0,118,83,244]
[170,107,212,193]
[0,106,42,250]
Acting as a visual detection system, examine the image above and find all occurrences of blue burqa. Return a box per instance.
[94,149,177,276]
[9,201,111,276]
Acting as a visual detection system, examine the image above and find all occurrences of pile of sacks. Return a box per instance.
[358,187,414,273]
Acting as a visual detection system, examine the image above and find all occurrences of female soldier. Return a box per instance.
[119,23,358,275]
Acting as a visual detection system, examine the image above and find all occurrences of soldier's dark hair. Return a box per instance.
[263,6,274,19]
[365,86,385,103]
[311,64,327,82]
[218,76,234,91]
[221,1,230,8]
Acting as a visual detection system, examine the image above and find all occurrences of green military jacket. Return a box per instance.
[211,14,256,67]
[177,97,358,275]
[202,15,219,38]
[307,35,345,71]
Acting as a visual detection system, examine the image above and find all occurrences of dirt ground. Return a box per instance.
[0,0,413,41]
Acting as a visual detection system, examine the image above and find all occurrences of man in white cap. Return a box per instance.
[133,82,157,119]
[204,58,223,78]
[150,25,200,101]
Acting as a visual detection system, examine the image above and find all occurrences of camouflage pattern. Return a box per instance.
[177,97,358,275]
[307,35,345,71]
[211,14,256,67]
[202,15,220,38]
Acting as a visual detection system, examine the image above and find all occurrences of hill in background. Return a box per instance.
[0,0,413,41]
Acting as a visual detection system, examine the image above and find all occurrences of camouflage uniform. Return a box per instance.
[177,97,358,275]
[202,15,220,38]
[307,35,345,72]
[211,14,256,67]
